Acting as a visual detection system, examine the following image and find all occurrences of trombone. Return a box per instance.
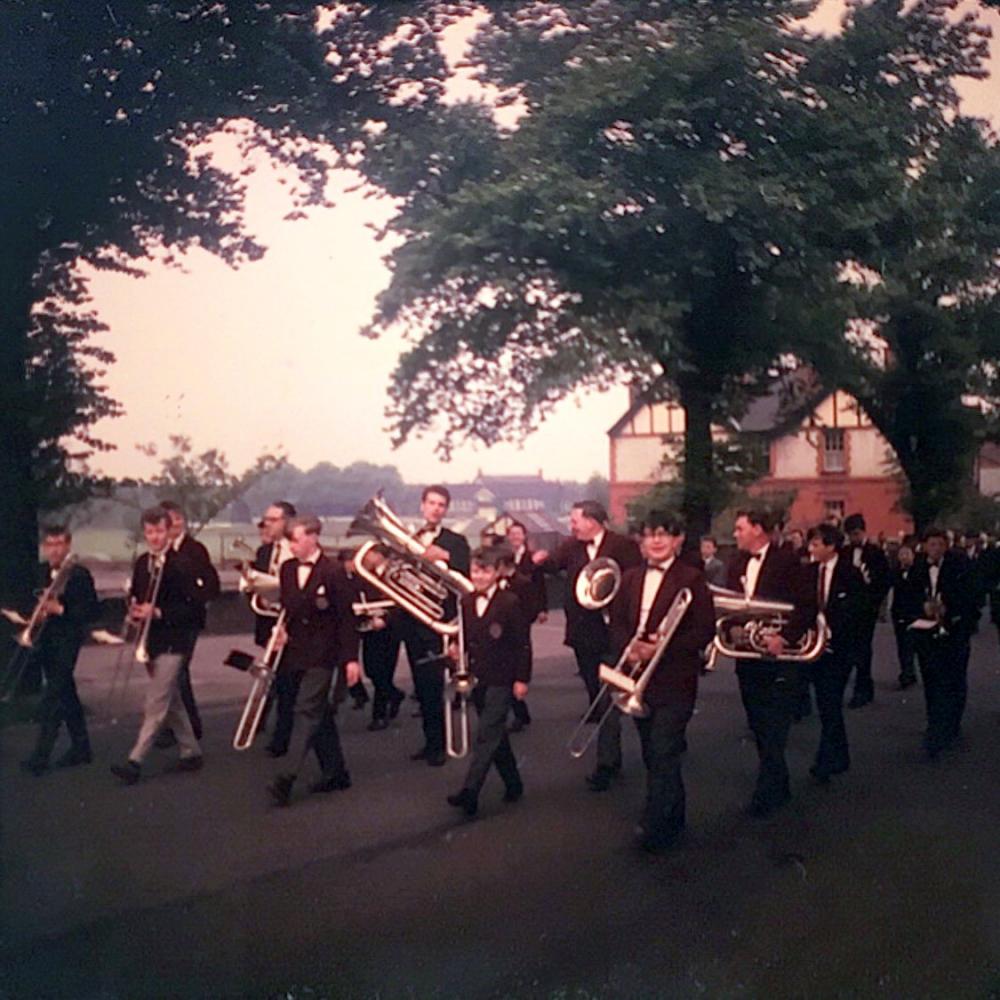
[568,588,692,757]
[226,608,287,750]
[0,554,79,703]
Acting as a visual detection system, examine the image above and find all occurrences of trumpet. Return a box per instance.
[226,608,287,750]
[349,493,476,757]
[568,588,692,757]
[708,585,827,663]
[232,537,281,618]
[0,554,79,703]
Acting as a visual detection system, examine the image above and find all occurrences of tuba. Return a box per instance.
[349,493,476,757]
[708,585,827,663]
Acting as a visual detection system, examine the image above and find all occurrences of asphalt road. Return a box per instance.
[2,615,999,999]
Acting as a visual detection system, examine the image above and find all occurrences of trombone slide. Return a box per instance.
[231,609,287,750]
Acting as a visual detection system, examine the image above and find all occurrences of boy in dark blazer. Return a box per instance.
[889,540,923,690]
[608,512,716,852]
[446,547,530,817]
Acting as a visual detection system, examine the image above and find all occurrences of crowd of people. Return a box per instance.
[6,489,996,855]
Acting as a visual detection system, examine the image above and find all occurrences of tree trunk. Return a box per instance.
[0,247,41,604]
[678,379,715,540]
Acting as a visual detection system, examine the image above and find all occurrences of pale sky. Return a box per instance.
[81,2,1000,485]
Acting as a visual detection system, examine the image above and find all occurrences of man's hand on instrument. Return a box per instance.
[513,681,529,701]
[345,660,362,687]
[764,633,787,657]
[129,601,155,622]
[272,622,288,649]
[629,639,657,664]
[446,641,460,663]
[532,550,549,565]
[42,598,64,617]
[424,543,450,564]
[537,611,548,624]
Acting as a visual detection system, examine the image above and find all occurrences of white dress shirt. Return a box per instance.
[475,584,497,618]
[586,530,606,563]
[744,544,769,598]
[296,550,321,589]
[638,557,674,633]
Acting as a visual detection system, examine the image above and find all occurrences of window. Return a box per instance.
[822,428,846,473]
[825,499,845,522]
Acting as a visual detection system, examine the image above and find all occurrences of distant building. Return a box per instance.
[608,382,915,537]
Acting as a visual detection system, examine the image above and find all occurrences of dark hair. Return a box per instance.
[272,500,297,519]
[422,485,451,505]
[735,507,776,533]
[159,499,183,515]
[290,514,322,536]
[700,534,717,546]
[807,523,842,548]
[141,507,170,528]
[507,520,527,535]
[843,513,866,533]
[42,524,72,542]
[471,546,503,569]
[572,500,608,525]
[494,545,517,569]
[923,526,948,543]
[639,510,685,536]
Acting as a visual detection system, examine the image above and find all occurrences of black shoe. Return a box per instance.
[175,755,204,773]
[809,766,831,785]
[265,743,288,758]
[55,747,93,769]
[111,761,141,786]
[744,792,790,818]
[585,766,619,792]
[310,772,351,794]
[410,746,429,761]
[447,789,478,816]
[502,784,524,803]
[367,718,389,732]
[388,690,405,720]
[154,730,178,749]
[268,773,295,807]
[352,696,369,711]
[426,751,447,767]
[847,693,873,709]
[634,829,683,854]
[20,757,49,777]
[507,720,526,734]
[898,677,918,691]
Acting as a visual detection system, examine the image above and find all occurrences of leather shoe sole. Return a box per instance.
[175,756,204,773]
[111,762,141,786]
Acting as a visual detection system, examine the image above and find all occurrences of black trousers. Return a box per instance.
[362,625,404,721]
[573,643,621,772]
[284,667,348,780]
[402,623,446,755]
[893,620,918,685]
[916,637,970,753]
[848,614,878,700]
[31,639,89,761]
[736,660,800,807]
[809,649,852,775]
[634,700,694,844]
[270,670,303,753]
[462,685,521,795]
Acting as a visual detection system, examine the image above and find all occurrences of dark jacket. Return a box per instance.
[807,554,866,657]
[541,530,642,651]
[511,547,548,621]
[130,549,206,656]
[911,552,976,645]
[33,561,99,651]
[173,534,220,630]
[725,544,817,648]
[845,541,891,615]
[608,559,716,707]
[889,563,925,626]
[460,588,530,688]
[279,554,360,675]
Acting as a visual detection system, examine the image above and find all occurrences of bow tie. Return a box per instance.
[748,552,763,561]
[646,561,669,572]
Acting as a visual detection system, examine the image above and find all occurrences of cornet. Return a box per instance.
[568,588,692,757]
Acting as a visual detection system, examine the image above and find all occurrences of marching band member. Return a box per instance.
[607,512,715,852]
[111,508,204,785]
[401,485,471,767]
[156,500,220,745]
[533,500,642,790]
[843,513,890,709]
[446,546,529,817]
[19,526,100,776]
[727,508,817,817]
[889,540,923,690]
[267,515,361,806]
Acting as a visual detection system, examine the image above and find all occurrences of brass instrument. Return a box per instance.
[226,608,287,750]
[568,588,692,757]
[232,537,282,618]
[708,585,827,663]
[0,554,79,703]
[575,556,622,611]
[352,597,396,632]
[133,552,167,665]
[349,493,476,757]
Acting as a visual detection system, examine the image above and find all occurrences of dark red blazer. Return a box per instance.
[608,560,716,707]
[278,554,359,675]
[541,530,642,652]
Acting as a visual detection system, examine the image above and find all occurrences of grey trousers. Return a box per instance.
[462,685,522,795]
[129,653,201,763]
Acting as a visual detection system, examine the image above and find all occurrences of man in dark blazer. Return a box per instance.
[446,546,530,817]
[534,500,642,789]
[910,527,976,759]
[158,500,221,743]
[608,512,716,851]
[728,508,818,816]
[268,515,361,805]
[843,513,891,708]
[19,526,100,775]
[401,485,471,767]
[803,524,866,783]
[889,540,923,690]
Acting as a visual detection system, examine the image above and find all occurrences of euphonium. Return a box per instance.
[575,556,622,610]
[232,537,281,618]
[708,585,827,663]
